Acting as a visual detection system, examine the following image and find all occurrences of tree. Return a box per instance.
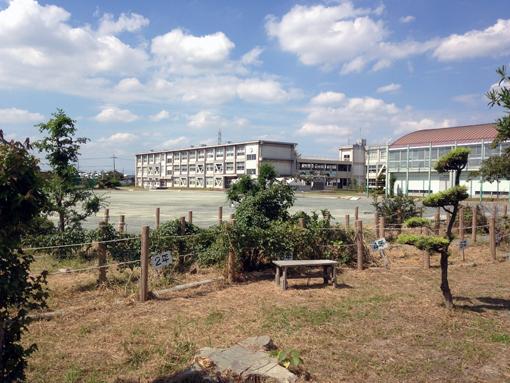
[0,132,48,382]
[479,66,510,185]
[95,170,124,189]
[397,147,470,309]
[35,109,102,231]
[227,163,280,204]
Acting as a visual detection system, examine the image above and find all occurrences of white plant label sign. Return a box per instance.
[151,251,172,269]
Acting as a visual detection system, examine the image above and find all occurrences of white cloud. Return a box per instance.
[160,136,189,149]
[0,0,148,93]
[241,46,264,66]
[187,110,250,129]
[98,12,149,35]
[267,2,500,74]
[95,107,138,123]
[151,28,235,74]
[149,110,170,122]
[297,123,352,137]
[98,132,137,143]
[300,91,455,140]
[377,83,401,93]
[434,19,510,61]
[399,15,415,24]
[452,93,483,106]
[395,119,455,135]
[237,78,289,103]
[310,92,346,105]
[0,107,44,123]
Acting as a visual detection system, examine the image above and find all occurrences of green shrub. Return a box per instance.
[397,233,449,253]
[403,217,431,228]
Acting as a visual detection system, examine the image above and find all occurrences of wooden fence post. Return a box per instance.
[118,215,125,234]
[298,217,305,228]
[96,221,108,284]
[139,225,149,302]
[354,206,359,221]
[155,208,160,229]
[178,216,186,272]
[188,210,193,224]
[374,212,379,238]
[379,216,385,239]
[104,208,109,224]
[504,204,508,218]
[459,206,465,261]
[471,205,477,243]
[434,207,440,235]
[356,220,363,271]
[489,216,496,261]
[218,206,223,225]
[344,214,350,228]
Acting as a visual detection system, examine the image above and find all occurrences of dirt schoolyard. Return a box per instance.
[26,245,510,383]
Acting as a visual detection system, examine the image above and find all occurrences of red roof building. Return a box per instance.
[390,123,498,148]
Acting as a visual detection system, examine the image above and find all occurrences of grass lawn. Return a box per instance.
[25,246,510,383]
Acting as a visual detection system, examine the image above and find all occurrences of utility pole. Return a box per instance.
[111,154,117,173]
[217,128,222,145]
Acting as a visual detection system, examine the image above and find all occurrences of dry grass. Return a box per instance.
[25,246,510,383]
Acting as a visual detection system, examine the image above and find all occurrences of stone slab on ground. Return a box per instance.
[167,336,297,383]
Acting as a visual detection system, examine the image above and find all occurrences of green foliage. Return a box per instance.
[235,181,295,229]
[226,175,258,203]
[479,155,510,182]
[434,147,470,174]
[0,134,48,382]
[95,171,123,189]
[403,217,431,228]
[274,349,303,370]
[396,234,449,253]
[35,109,104,231]
[372,193,420,226]
[257,162,277,189]
[486,65,510,148]
[422,186,469,207]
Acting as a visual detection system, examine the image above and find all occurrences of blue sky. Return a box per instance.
[1,0,510,173]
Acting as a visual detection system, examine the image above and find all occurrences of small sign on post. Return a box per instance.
[151,251,172,269]
[372,238,389,268]
[372,238,388,251]
[459,239,468,261]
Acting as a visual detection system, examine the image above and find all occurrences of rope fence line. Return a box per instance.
[48,260,141,275]
[23,236,140,252]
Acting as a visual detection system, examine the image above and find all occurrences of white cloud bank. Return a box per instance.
[266,2,510,74]
[376,83,401,93]
[95,107,139,123]
[0,107,44,124]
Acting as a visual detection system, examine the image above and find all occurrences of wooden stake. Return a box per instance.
[354,206,359,221]
[489,216,496,261]
[504,204,508,218]
[188,210,193,224]
[459,206,465,261]
[344,214,350,228]
[218,206,223,225]
[104,208,110,224]
[356,220,363,271]
[374,212,379,238]
[178,216,186,272]
[155,207,160,229]
[379,216,385,239]
[471,205,477,244]
[97,221,108,284]
[139,226,149,302]
[118,215,125,234]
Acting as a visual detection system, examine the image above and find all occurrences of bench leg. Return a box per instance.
[323,266,329,285]
[281,267,287,290]
[332,266,337,288]
[275,266,280,286]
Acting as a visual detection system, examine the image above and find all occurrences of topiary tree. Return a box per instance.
[0,132,48,382]
[397,147,470,309]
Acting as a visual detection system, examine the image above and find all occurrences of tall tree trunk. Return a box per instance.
[440,250,453,309]
[58,211,65,232]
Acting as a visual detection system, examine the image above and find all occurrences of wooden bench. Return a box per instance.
[273,260,338,290]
